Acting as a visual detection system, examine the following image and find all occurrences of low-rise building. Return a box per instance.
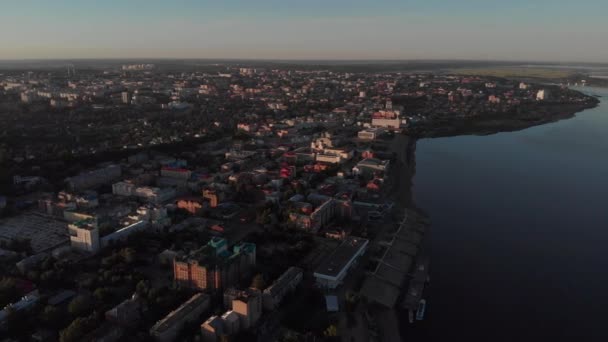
[263,267,303,310]
[201,315,223,342]
[314,237,369,289]
[150,293,211,342]
[352,158,390,178]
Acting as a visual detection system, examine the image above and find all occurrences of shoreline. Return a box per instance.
[380,93,600,342]
[406,98,599,139]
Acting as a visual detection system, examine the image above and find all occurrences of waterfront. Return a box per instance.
[412,87,608,340]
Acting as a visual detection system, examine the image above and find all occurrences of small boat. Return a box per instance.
[416,299,427,321]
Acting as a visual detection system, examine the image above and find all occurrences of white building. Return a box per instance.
[537,89,549,101]
[358,128,385,140]
[371,110,402,130]
[68,219,100,254]
[352,158,390,178]
[314,237,369,289]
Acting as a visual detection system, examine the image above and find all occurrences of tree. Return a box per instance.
[59,316,97,342]
[0,277,18,308]
[324,324,338,337]
[68,295,93,317]
[93,287,112,302]
[250,273,266,290]
[120,247,136,264]
[41,305,64,328]
[136,280,149,298]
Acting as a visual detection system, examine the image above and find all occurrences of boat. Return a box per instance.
[416,299,427,321]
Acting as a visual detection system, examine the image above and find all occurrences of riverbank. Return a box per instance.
[380,90,600,341]
[407,97,599,138]
[396,87,608,341]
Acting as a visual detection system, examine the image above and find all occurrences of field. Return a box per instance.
[450,67,575,79]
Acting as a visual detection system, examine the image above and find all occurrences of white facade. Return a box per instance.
[68,221,100,254]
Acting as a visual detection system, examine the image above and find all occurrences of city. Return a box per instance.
[0,61,599,341]
[2,1,608,341]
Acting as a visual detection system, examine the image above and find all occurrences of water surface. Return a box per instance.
[413,87,608,340]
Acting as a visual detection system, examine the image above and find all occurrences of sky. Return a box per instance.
[0,0,607,62]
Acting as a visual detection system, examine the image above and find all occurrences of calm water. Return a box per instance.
[413,87,608,341]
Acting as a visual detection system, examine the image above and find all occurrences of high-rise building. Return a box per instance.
[68,218,100,253]
[122,91,131,104]
[174,238,256,291]
[232,289,262,330]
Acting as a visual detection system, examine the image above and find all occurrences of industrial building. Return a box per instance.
[313,237,369,289]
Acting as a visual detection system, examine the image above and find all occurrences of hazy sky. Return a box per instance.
[1,0,607,62]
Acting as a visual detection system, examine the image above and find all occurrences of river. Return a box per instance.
[411,87,608,341]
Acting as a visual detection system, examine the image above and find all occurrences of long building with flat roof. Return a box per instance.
[314,236,368,289]
[150,293,210,342]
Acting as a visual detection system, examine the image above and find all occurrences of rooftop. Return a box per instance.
[150,293,209,334]
[314,236,368,278]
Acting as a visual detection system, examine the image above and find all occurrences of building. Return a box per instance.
[105,294,142,325]
[161,167,192,180]
[315,153,341,164]
[202,189,223,208]
[358,128,385,140]
[68,218,100,253]
[150,293,211,342]
[201,315,224,342]
[221,310,240,335]
[352,158,390,178]
[371,110,401,130]
[232,289,262,330]
[0,290,40,325]
[134,186,176,204]
[173,238,256,291]
[65,164,121,191]
[177,197,205,215]
[288,198,335,233]
[112,181,136,196]
[113,182,176,204]
[313,237,369,289]
[537,89,549,101]
[100,220,148,247]
[263,267,303,310]
[121,91,131,104]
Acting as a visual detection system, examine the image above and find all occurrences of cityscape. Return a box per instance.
[1,1,608,342]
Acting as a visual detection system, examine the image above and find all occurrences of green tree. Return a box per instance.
[120,247,136,264]
[0,278,18,308]
[135,280,149,298]
[68,295,93,317]
[324,324,338,337]
[59,316,96,342]
[93,287,112,302]
[41,305,63,328]
[250,273,266,290]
